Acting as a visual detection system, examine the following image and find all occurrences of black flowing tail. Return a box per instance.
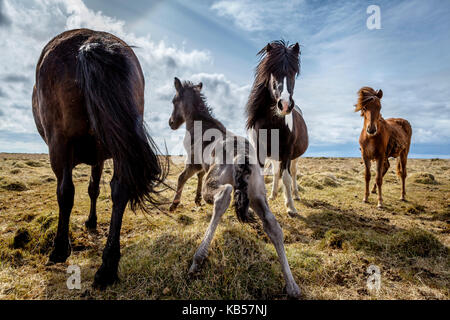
[233,156,255,223]
[76,39,167,212]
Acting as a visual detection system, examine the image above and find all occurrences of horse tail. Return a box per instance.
[233,156,256,223]
[76,40,167,212]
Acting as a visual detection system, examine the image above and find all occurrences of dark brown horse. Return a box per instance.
[355,87,412,208]
[246,40,308,215]
[32,29,166,288]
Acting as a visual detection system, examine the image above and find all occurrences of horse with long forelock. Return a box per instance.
[32,29,166,288]
[169,77,301,298]
[246,40,308,215]
[355,87,412,208]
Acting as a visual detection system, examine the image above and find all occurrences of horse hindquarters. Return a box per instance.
[76,37,164,287]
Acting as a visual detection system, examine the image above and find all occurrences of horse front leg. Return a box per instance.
[169,164,199,211]
[281,160,297,215]
[93,175,128,289]
[363,157,371,203]
[371,158,389,194]
[290,158,300,200]
[269,160,281,200]
[85,162,104,231]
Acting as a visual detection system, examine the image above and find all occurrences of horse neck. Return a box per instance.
[247,84,278,128]
[185,106,226,135]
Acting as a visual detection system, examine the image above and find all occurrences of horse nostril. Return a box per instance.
[277,100,283,110]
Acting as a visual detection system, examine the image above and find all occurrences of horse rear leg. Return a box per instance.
[250,196,300,298]
[281,160,297,215]
[371,158,389,193]
[290,158,300,200]
[189,184,232,275]
[195,170,205,206]
[48,144,74,263]
[93,173,129,289]
[398,152,408,201]
[85,162,104,231]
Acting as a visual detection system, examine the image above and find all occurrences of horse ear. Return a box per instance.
[265,43,272,52]
[292,42,300,54]
[196,82,203,91]
[174,77,182,92]
[377,89,383,99]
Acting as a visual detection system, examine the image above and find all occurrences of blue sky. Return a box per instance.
[0,0,449,158]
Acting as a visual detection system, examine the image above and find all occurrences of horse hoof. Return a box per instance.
[188,263,200,276]
[93,267,118,290]
[169,203,178,212]
[195,198,202,206]
[286,283,301,299]
[371,190,377,194]
[85,219,97,231]
[362,199,369,203]
[377,204,383,209]
[293,196,300,201]
[48,244,71,263]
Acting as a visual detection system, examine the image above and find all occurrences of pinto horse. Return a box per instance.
[168,78,301,298]
[355,87,412,208]
[32,29,166,288]
[246,40,308,215]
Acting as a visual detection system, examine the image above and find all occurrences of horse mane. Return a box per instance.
[246,40,300,129]
[182,80,214,117]
[355,86,381,113]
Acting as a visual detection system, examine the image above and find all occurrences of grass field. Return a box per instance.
[0,153,449,300]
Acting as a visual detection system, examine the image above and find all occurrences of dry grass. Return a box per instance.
[0,153,449,300]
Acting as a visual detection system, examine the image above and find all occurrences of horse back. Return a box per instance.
[385,118,412,157]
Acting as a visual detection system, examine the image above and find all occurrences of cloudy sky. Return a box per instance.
[0,0,449,158]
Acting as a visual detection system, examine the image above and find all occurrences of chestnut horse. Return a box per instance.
[32,29,166,288]
[355,87,412,208]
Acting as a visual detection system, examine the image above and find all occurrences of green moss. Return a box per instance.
[12,228,32,249]
[2,181,28,191]
[177,214,194,226]
[25,160,43,167]
[392,228,448,258]
[412,173,438,185]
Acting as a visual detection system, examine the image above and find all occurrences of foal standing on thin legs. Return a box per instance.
[168,78,301,298]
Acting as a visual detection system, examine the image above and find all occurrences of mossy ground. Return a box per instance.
[0,153,449,300]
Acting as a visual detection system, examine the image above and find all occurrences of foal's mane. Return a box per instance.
[182,80,214,117]
[355,87,381,113]
[246,40,300,129]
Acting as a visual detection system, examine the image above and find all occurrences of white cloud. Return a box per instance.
[0,0,247,154]
[211,0,304,33]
